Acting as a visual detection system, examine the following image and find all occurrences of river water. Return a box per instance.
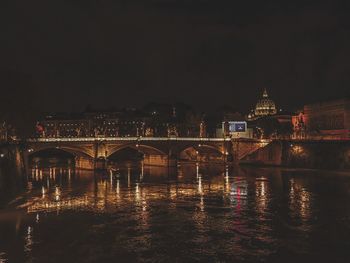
[1,162,350,263]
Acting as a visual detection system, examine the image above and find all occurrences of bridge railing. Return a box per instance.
[27,137,233,142]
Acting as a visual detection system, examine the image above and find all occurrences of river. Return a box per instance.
[0,161,350,262]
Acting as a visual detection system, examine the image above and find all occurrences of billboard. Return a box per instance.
[228,121,247,133]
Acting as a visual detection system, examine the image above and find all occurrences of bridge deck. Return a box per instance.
[27,137,234,142]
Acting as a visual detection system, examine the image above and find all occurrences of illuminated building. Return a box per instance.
[167,124,178,137]
[248,89,277,121]
[38,110,145,138]
[292,111,306,139]
[246,89,296,139]
[35,104,204,138]
[301,98,350,139]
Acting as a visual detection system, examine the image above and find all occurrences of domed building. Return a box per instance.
[248,89,277,120]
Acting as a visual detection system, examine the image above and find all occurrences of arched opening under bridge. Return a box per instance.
[107,144,172,167]
[179,145,224,163]
[28,147,94,170]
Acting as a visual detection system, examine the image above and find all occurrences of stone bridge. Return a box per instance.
[25,137,270,169]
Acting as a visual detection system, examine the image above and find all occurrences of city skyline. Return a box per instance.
[1,88,349,137]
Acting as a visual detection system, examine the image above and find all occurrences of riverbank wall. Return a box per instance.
[241,140,350,170]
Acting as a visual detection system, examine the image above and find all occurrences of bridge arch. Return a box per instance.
[179,144,224,161]
[27,145,94,159]
[107,143,167,158]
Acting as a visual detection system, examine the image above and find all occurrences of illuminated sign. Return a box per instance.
[228,122,247,132]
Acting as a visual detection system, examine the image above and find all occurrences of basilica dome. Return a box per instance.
[248,89,277,120]
[254,89,277,117]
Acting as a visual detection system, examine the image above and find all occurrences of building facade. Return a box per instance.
[291,111,306,139]
[37,110,147,138]
[35,106,206,138]
[301,98,350,139]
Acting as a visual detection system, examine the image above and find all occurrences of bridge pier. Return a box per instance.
[231,139,271,163]
[94,158,107,170]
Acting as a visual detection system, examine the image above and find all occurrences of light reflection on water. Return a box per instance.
[289,178,312,222]
[1,163,350,262]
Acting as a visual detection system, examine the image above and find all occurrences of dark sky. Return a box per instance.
[1,0,350,125]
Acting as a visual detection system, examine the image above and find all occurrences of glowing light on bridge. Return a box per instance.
[291,145,304,155]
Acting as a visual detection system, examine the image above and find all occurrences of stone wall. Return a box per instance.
[281,141,350,170]
[241,141,283,166]
[303,98,350,139]
[242,140,350,170]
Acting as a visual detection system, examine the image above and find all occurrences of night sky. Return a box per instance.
[1,0,350,130]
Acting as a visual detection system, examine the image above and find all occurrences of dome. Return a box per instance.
[254,89,277,117]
